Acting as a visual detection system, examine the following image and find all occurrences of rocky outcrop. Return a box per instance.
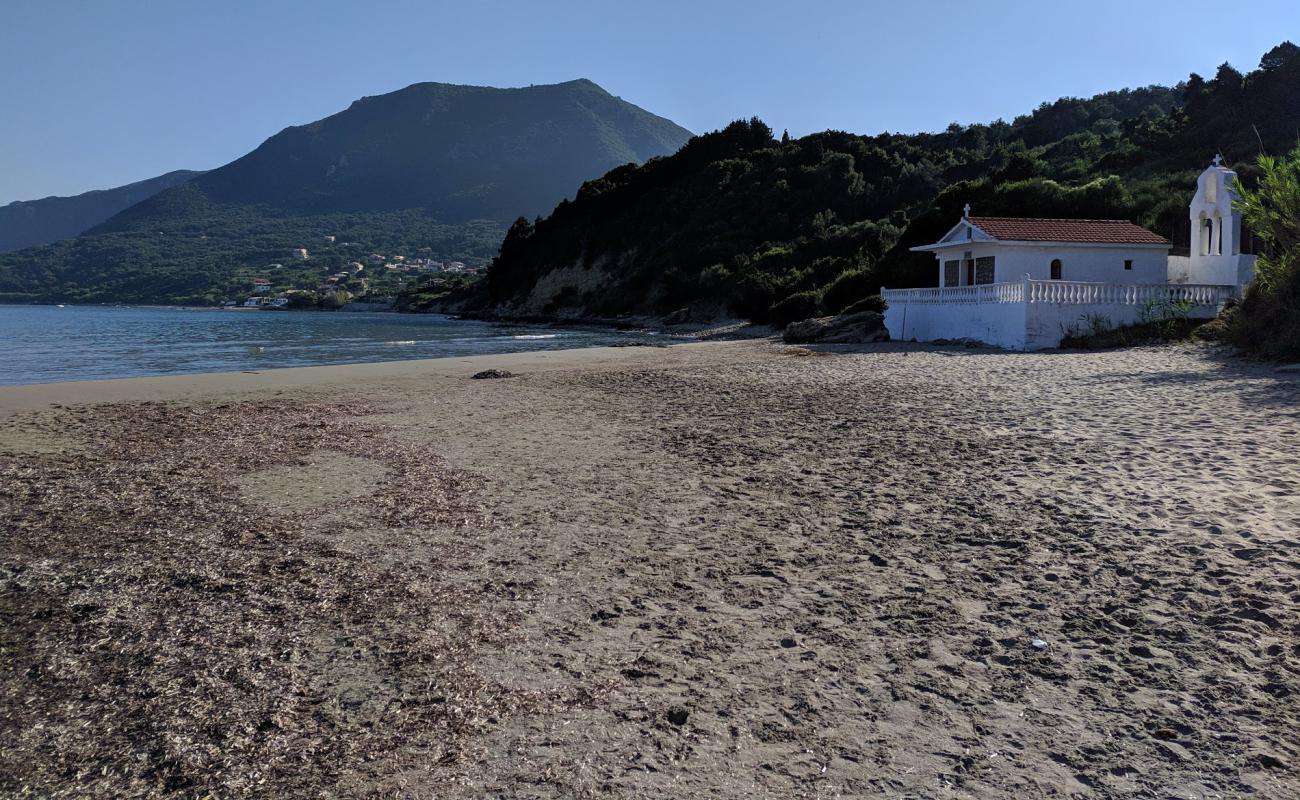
[782,311,889,344]
[662,307,692,326]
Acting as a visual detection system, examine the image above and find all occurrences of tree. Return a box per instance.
[1234,146,1300,294]
[1259,41,1300,72]
[1232,144,1300,358]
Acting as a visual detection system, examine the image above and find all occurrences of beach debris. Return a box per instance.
[471,369,514,379]
[666,706,689,726]
[1254,752,1287,770]
[591,606,621,622]
[1153,727,1179,740]
[780,637,798,648]
[621,667,658,680]
[1031,638,1049,651]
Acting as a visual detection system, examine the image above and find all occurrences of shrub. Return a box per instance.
[1191,304,1239,341]
[1231,284,1300,358]
[1232,146,1300,359]
[1060,318,1199,349]
[841,294,887,315]
[821,269,875,314]
[767,289,823,328]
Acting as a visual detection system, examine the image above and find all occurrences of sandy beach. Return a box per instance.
[2,340,1298,798]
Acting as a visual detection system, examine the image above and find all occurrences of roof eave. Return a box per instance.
[911,239,1169,252]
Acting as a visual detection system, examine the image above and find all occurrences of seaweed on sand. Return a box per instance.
[0,400,603,797]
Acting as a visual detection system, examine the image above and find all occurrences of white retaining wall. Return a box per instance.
[883,281,1235,351]
[886,296,1028,349]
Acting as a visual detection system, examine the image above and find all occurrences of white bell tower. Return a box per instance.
[1179,154,1255,286]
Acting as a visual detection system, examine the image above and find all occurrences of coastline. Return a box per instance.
[2,303,756,389]
[0,340,742,414]
[1,299,773,333]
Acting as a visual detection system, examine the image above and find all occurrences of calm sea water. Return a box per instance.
[0,305,660,386]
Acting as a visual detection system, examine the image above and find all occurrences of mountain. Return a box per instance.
[0,79,692,304]
[101,79,693,230]
[483,42,1300,324]
[0,170,201,252]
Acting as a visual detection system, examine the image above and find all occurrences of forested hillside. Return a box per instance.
[485,43,1300,324]
[0,170,200,253]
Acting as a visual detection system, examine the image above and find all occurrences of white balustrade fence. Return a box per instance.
[882,280,1236,308]
[881,279,1240,350]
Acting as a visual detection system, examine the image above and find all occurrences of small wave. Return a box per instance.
[512,334,560,340]
[384,340,418,345]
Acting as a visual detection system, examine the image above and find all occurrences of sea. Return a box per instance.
[0,304,661,386]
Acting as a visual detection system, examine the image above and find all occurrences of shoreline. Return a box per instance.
[0,299,773,335]
[0,302,777,393]
[0,340,753,413]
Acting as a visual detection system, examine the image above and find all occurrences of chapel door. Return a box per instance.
[964,260,974,286]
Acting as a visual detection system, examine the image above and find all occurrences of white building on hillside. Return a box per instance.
[881,157,1251,350]
[911,211,1172,287]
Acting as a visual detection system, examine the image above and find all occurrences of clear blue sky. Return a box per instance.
[1,0,1293,204]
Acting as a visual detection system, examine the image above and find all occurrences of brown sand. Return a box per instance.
[2,341,1298,797]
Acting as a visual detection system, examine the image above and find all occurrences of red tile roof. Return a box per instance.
[967,216,1169,245]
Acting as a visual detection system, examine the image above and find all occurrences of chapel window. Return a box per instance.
[943,260,959,287]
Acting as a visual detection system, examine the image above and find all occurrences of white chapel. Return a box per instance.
[881,157,1255,350]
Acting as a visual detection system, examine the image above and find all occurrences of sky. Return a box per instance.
[0,0,1294,204]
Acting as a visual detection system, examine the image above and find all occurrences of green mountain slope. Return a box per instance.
[484,43,1300,324]
[0,170,201,252]
[101,79,691,226]
[0,79,692,304]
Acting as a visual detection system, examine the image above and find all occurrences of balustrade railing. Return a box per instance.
[881,280,1237,307]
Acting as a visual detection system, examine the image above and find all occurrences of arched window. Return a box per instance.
[1050,259,1062,280]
